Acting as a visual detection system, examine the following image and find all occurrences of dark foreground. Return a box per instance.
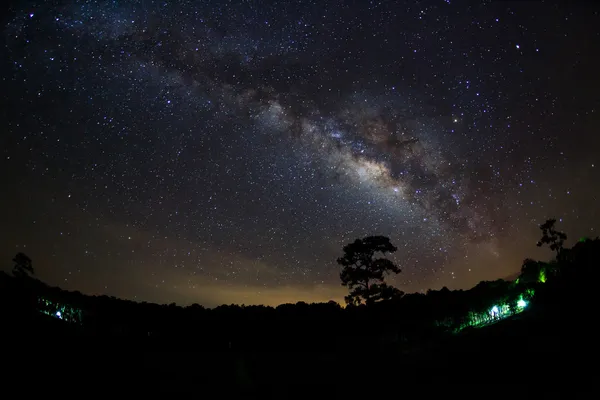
[2,308,591,398]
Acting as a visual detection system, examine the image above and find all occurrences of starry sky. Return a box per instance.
[1,0,599,307]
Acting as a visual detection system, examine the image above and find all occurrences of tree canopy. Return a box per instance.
[337,236,402,305]
[12,252,34,278]
[537,218,567,258]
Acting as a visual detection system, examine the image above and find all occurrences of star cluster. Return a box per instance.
[1,0,599,306]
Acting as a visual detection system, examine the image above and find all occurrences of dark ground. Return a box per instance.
[1,309,591,398]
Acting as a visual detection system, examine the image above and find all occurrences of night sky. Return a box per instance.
[1,0,599,307]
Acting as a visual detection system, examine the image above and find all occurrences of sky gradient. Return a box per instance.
[2,0,599,306]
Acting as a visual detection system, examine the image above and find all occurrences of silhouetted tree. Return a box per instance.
[338,236,402,305]
[519,258,547,284]
[12,252,34,278]
[537,218,567,259]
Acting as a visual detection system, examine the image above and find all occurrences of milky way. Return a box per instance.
[2,1,599,306]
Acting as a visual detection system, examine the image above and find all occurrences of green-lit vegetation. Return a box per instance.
[0,219,595,352]
[37,297,83,324]
[452,289,531,332]
[1,217,597,394]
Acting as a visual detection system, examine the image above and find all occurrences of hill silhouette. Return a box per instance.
[1,220,597,396]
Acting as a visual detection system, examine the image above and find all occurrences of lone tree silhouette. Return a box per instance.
[338,236,402,305]
[520,258,547,284]
[12,252,34,278]
[537,218,567,259]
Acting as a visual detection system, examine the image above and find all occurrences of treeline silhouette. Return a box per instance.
[1,219,597,395]
[2,220,597,348]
